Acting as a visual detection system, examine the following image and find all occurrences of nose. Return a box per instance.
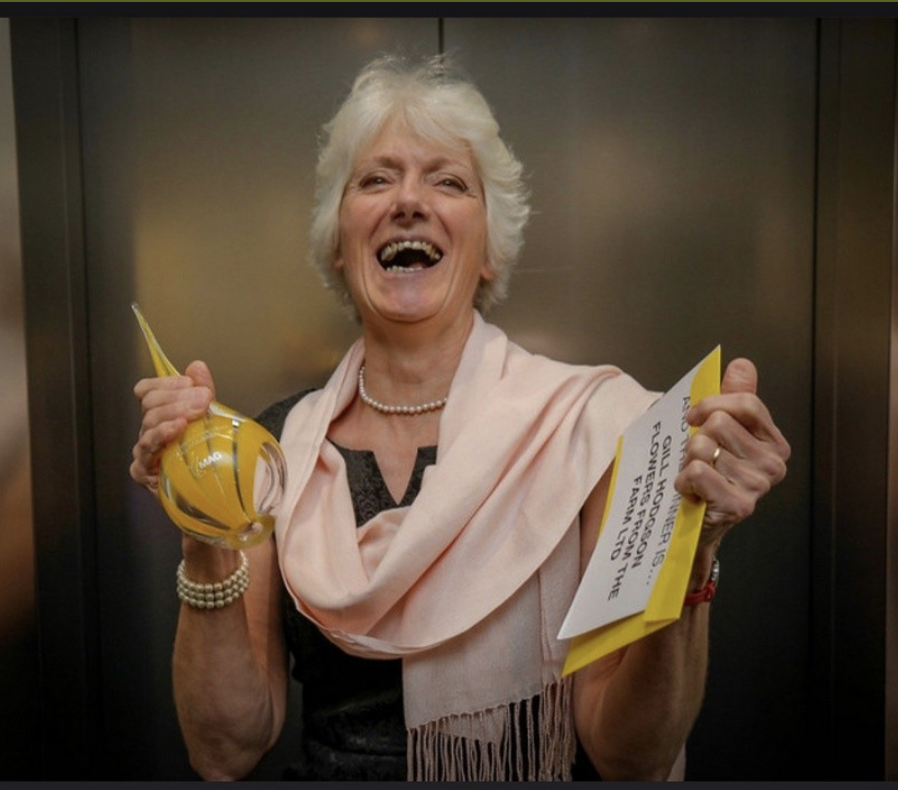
[391,176,429,224]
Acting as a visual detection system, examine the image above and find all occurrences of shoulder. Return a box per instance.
[504,335,656,403]
[255,388,318,439]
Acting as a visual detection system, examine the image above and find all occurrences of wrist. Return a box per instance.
[177,550,250,609]
[180,535,242,584]
[684,556,719,606]
[688,544,718,590]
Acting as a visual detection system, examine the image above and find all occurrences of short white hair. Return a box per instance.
[308,55,530,314]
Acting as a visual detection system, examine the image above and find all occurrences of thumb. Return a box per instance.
[184,359,216,399]
[721,357,757,395]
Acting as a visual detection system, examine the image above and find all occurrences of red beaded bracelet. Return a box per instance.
[684,557,720,606]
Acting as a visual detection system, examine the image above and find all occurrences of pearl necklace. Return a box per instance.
[358,365,448,416]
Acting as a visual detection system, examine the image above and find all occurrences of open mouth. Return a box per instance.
[377,239,443,273]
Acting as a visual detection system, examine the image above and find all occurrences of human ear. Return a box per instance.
[480,258,496,282]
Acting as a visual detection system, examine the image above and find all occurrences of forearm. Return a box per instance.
[574,547,716,780]
[573,355,789,779]
[172,540,286,780]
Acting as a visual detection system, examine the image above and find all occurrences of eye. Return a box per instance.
[436,175,468,192]
[358,173,390,189]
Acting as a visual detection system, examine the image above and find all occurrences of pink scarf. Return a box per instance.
[275,313,656,780]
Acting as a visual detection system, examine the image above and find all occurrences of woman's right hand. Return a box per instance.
[130,360,216,493]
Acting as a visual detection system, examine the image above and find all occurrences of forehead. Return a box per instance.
[355,119,476,171]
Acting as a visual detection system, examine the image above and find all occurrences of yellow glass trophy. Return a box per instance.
[132,303,287,550]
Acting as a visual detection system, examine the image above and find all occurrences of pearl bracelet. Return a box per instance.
[176,551,250,609]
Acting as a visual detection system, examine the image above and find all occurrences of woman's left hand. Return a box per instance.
[675,358,791,553]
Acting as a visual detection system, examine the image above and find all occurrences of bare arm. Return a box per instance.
[573,358,790,780]
[131,361,289,780]
[173,536,288,780]
[573,473,709,780]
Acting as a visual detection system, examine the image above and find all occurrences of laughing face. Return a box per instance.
[334,121,492,334]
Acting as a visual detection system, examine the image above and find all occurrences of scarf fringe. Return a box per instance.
[406,676,575,781]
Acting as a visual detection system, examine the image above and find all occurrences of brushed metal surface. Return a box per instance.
[0,17,38,780]
[447,18,815,780]
[814,19,897,780]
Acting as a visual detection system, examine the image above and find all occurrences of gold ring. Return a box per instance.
[710,445,722,468]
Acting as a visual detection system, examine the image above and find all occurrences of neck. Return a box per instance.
[360,311,475,409]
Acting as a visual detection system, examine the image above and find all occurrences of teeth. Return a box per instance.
[378,239,443,264]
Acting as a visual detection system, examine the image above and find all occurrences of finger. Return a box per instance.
[139,384,212,422]
[720,357,757,396]
[184,360,216,400]
[134,416,188,462]
[698,408,786,463]
[687,391,766,431]
[682,431,721,468]
[687,390,787,450]
[686,357,758,426]
[131,381,212,483]
[133,386,211,468]
[699,444,776,494]
[676,458,768,529]
[131,416,188,480]
[133,374,195,403]
[682,431,746,487]
[685,411,789,488]
[686,358,789,455]
[129,457,159,493]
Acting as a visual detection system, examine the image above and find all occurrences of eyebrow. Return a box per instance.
[355,154,475,174]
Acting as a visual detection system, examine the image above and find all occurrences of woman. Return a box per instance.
[130,56,790,782]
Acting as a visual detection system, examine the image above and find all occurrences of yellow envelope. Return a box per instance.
[562,347,721,676]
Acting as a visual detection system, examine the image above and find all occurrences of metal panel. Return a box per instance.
[446,18,816,780]
[0,17,38,780]
[815,18,896,781]
[75,18,438,780]
[9,17,101,779]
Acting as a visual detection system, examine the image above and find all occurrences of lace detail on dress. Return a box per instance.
[329,440,437,527]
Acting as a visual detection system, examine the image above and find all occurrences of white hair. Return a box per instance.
[308,55,530,314]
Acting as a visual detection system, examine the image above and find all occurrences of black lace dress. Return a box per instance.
[256,392,429,780]
[255,391,600,782]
